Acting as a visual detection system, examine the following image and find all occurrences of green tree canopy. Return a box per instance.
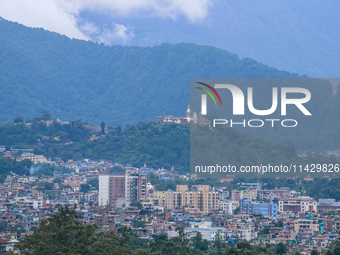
[275,242,287,255]
[14,116,24,123]
[80,183,91,193]
[129,201,143,210]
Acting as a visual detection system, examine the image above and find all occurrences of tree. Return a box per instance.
[101,122,105,134]
[311,250,318,255]
[326,250,333,255]
[80,184,91,193]
[40,110,51,121]
[191,232,208,251]
[13,205,98,255]
[334,246,340,255]
[0,221,8,232]
[36,182,54,191]
[237,241,251,250]
[14,116,24,123]
[275,242,287,254]
[133,220,147,228]
[87,178,99,190]
[229,247,239,254]
[17,228,26,234]
[129,201,143,210]
[275,219,283,228]
[233,207,240,215]
[214,229,224,251]
[110,165,124,173]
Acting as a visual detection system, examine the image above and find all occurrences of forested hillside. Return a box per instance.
[1,18,340,152]
[0,17,297,127]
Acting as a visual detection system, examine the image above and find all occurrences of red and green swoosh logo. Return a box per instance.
[196,82,223,106]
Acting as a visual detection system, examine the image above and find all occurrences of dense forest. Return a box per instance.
[0,18,297,127]
[1,19,340,152]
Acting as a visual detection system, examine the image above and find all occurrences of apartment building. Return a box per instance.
[228,221,257,241]
[184,222,225,241]
[278,198,317,213]
[231,189,257,201]
[219,200,239,214]
[257,188,292,201]
[240,199,278,219]
[99,170,147,206]
[285,219,319,239]
[318,199,340,213]
[153,185,218,213]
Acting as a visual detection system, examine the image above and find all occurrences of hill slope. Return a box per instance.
[1,18,340,152]
[0,17,297,127]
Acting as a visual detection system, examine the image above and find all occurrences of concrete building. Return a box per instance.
[99,170,147,206]
[184,222,225,241]
[285,219,319,239]
[219,200,239,214]
[318,199,340,213]
[240,199,278,219]
[231,189,257,201]
[20,152,49,164]
[153,185,218,213]
[257,188,292,201]
[236,222,257,241]
[278,198,317,213]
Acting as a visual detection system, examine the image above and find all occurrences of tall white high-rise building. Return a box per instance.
[99,170,147,206]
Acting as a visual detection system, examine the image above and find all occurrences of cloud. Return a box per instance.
[0,0,212,42]
[80,22,99,35]
[97,23,134,45]
[0,0,88,40]
[79,0,212,22]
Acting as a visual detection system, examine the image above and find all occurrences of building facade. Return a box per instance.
[99,170,147,206]
[184,222,225,241]
[240,199,277,219]
[153,185,218,213]
[278,198,317,213]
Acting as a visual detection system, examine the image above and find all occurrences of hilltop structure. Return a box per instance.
[156,105,211,128]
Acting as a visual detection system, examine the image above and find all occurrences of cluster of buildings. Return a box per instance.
[2,150,340,254]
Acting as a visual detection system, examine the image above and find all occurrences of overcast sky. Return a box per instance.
[0,0,212,42]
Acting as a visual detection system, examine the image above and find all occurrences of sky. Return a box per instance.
[1,0,339,77]
[0,0,212,43]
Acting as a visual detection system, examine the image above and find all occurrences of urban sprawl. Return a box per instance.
[0,150,339,254]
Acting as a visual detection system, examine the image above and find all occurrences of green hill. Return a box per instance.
[1,18,340,152]
[0,18,297,127]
